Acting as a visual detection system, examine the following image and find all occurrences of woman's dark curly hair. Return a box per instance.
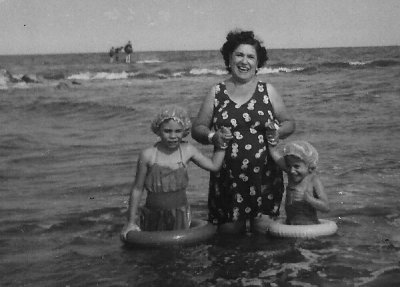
[220,30,268,73]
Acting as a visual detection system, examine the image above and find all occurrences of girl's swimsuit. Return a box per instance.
[139,144,191,231]
[285,201,319,225]
[285,185,319,225]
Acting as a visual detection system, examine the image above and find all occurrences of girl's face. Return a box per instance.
[158,119,184,150]
[285,155,310,183]
[229,44,258,82]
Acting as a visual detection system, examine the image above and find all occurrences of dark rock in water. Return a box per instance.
[55,82,71,89]
[21,74,40,83]
[42,72,65,80]
[0,69,19,83]
[71,80,81,85]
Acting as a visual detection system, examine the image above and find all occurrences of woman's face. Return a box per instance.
[229,44,258,82]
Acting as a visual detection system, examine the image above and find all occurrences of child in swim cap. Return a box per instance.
[121,105,232,240]
[268,139,330,225]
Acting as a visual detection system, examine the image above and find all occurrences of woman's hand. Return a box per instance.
[120,222,141,241]
[213,126,233,149]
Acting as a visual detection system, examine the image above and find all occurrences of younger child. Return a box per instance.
[120,106,231,240]
[267,137,330,225]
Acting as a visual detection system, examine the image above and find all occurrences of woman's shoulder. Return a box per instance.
[212,81,226,91]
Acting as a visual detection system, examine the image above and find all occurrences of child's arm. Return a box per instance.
[187,143,226,172]
[266,123,287,170]
[268,144,287,171]
[304,175,330,212]
[120,150,149,239]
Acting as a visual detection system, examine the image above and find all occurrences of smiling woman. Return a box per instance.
[191,30,296,234]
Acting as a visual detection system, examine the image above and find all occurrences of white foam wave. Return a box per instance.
[67,71,136,81]
[92,71,129,80]
[258,66,305,74]
[0,76,7,87]
[172,72,185,77]
[136,59,163,64]
[349,61,370,66]
[189,68,227,76]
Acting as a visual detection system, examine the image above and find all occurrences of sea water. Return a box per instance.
[1,46,400,286]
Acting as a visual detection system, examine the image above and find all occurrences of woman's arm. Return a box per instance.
[191,87,215,144]
[304,176,330,212]
[191,86,231,148]
[267,83,296,139]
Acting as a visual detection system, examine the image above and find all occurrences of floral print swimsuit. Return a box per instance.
[208,81,284,224]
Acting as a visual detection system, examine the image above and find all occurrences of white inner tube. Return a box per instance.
[267,218,338,238]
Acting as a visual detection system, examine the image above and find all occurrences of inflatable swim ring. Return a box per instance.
[267,218,338,239]
[123,219,217,247]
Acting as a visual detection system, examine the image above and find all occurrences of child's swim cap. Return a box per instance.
[151,105,192,137]
[283,140,319,169]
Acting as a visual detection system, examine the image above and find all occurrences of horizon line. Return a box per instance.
[0,44,398,57]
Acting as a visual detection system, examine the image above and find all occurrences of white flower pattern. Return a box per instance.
[208,81,284,224]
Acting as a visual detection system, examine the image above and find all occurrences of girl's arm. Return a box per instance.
[267,83,296,140]
[186,143,225,172]
[268,144,287,171]
[304,175,330,212]
[120,150,149,239]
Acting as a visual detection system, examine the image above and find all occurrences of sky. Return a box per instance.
[0,0,399,55]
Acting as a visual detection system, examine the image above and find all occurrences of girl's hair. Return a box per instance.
[151,105,192,137]
[220,29,268,73]
[283,141,319,169]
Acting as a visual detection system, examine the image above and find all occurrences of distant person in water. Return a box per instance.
[109,47,115,63]
[124,41,133,63]
[266,136,330,225]
[120,106,231,240]
[115,47,123,62]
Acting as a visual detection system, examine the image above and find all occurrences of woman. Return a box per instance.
[191,30,295,233]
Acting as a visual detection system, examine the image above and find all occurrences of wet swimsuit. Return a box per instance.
[139,144,191,231]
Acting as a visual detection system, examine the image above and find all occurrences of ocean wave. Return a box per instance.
[67,71,137,81]
[369,59,400,67]
[189,68,227,76]
[2,57,399,89]
[258,66,306,74]
[320,59,400,69]
[349,61,370,66]
[23,100,136,120]
[136,59,163,64]
[0,134,40,152]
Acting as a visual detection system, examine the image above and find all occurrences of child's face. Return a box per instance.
[158,119,184,149]
[285,155,310,183]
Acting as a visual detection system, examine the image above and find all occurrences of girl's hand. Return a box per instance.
[214,126,233,149]
[120,222,141,241]
[303,189,314,203]
[265,122,279,146]
[291,190,305,203]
